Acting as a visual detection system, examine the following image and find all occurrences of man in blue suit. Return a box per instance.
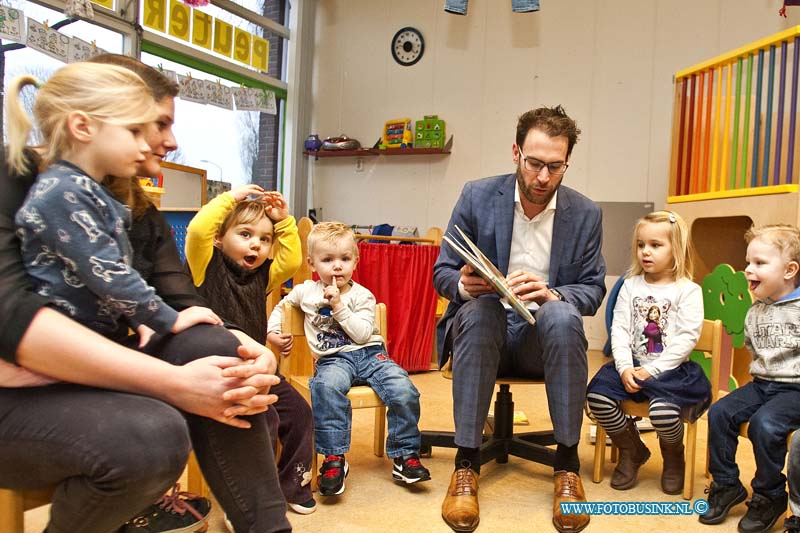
[435,105,605,533]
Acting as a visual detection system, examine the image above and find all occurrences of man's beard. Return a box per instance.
[516,167,558,205]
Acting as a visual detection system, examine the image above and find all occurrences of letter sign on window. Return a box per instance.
[233,28,251,65]
[143,0,166,33]
[191,10,212,50]
[213,19,233,57]
[91,0,114,9]
[251,35,269,73]
[169,0,190,41]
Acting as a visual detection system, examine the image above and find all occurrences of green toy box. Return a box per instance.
[415,115,446,149]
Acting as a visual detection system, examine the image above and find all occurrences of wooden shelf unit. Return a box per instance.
[305,135,452,160]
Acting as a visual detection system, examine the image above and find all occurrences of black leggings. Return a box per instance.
[0,324,290,533]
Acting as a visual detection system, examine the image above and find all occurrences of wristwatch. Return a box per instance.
[549,288,565,302]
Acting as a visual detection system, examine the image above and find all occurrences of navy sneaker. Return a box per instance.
[699,481,748,525]
[738,492,788,533]
[784,515,800,532]
[319,454,349,496]
[392,453,431,484]
[122,484,211,533]
[288,497,317,514]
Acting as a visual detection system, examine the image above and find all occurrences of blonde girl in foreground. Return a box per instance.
[9,62,221,342]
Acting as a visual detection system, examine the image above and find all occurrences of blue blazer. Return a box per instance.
[433,174,607,367]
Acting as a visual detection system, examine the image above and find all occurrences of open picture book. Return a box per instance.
[443,225,536,325]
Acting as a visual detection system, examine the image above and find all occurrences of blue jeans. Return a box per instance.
[309,344,421,457]
[444,0,539,15]
[708,379,800,498]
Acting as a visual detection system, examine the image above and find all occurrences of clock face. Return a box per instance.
[391,27,424,66]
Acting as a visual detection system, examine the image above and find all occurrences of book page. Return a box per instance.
[444,226,535,325]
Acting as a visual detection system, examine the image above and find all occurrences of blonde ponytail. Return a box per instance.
[5,63,156,176]
[5,74,41,175]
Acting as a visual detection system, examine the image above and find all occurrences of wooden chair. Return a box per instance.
[286,302,389,490]
[0,451,207,533]
[420,359,556,467]
[0,486,56,533]
[592,318,724,500]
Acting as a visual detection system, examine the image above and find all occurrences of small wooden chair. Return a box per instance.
[0,486,56,533]
[592,318,724,500]
[0,452,207,533]
[286,302,388,489]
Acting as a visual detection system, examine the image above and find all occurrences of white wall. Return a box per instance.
[305,0,800,348]
[308,0,800,229]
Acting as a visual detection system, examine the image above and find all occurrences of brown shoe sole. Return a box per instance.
[442,514,479,533]
[552,516,589,533]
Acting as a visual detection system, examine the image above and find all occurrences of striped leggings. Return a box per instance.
[587,392,683,443]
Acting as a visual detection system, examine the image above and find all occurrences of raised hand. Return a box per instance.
[262,191,290,222]
[230,184,265,202]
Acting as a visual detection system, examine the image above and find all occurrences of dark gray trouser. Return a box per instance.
[0,324,291,533]
[0,384,190,533]
[267,376,314,505]
[449,298,588,450]
[138,324,291,533]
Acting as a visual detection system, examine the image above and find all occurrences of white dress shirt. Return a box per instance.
[457,184,558,310]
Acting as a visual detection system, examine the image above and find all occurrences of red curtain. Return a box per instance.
[352,242,439,372]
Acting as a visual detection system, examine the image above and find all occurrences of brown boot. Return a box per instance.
[607,418,651,490]
[659,437,685,495]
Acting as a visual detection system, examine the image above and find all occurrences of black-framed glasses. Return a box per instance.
[516,145,569,176]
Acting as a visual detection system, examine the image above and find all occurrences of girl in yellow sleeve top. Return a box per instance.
[185,184,317,516]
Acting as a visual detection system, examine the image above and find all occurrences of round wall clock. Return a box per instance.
[391,27,425,66]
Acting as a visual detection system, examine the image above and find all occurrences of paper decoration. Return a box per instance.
[176,74,209,104]
[64,0,94,20]
[181,0,209,6]
[253,88,276,114]
[0,6,24,42]
[205,80,234,110]
[26,19,70,62]
[68,36,105,63]
[232,87,276,114]
[232,87,258,111]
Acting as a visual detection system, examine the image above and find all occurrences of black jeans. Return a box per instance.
[0,384,190,533]
[0,324,291,533]
[136,324,290,533]
[267,376,314,505]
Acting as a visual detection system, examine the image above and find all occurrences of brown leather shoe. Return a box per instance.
[553,470,590,533]
[441,467,479,532]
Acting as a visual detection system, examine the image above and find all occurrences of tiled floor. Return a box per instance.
[26,350,768,532]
